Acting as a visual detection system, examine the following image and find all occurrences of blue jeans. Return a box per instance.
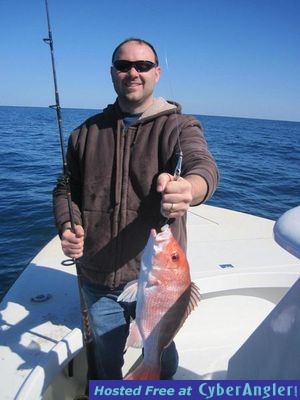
[82,282,179,380]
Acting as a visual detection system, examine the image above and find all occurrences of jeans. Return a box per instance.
[82,282,179,380]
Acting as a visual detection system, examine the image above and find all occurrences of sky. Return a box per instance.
[1,0,300,122]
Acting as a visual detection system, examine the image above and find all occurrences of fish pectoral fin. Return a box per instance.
[126,321,143,348]
[185,282,201,315]
[171,282,202,338]
[117,280,138,303]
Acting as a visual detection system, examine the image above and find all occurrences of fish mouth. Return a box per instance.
[151,225,172,246]
[150,228,157,238]
[141,226,172,270]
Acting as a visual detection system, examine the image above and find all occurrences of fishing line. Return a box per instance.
[158,53,184,229]
[43,0,99,380]
[164,53,183,179]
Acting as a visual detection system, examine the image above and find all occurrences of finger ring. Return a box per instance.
[170,203,175,212]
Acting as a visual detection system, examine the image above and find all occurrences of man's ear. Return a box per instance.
[155,66,161,83]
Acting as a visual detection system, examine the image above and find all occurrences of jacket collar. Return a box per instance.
[140,97,179,120]
[105,97,181,123]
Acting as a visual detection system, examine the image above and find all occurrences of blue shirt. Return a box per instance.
[122,112,142,129]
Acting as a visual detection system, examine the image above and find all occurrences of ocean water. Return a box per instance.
[0,105,299,300]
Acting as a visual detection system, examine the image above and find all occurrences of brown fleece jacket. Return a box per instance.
[53,97,219,288]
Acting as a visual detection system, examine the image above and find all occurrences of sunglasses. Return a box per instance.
[113,60,157,73]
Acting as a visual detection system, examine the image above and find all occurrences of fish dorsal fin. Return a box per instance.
[117,280,138,303]
[126,321,143,348]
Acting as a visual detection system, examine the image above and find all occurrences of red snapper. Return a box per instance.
[118,224,201,380]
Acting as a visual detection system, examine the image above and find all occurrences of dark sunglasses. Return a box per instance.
[113,60,157,73]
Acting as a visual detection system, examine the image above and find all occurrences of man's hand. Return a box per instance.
[156,173,193,218]
[157,173,208,218]
[61,224,84,259]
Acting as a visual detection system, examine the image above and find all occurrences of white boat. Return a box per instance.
[1,204,300,399]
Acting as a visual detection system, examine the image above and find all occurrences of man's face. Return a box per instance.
[111,41,161,112]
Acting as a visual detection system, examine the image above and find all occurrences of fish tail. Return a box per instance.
[124,362,160,380]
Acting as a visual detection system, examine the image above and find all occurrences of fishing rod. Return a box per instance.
[43,0,98,381]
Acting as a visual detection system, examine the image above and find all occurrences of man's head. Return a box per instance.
[112,38,159,66]
[111,38,161,113]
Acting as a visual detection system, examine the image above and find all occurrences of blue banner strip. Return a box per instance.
[89,380,300,400]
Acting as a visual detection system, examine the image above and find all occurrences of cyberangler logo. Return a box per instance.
[198,382,298,400]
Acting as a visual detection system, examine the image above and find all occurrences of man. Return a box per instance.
[53,38,219,381]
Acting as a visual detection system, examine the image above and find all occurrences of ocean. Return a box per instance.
[0,105,299,300]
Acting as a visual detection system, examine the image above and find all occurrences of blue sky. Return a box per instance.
[1,0,300,121]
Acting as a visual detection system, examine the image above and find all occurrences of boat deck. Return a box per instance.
[1,205,300,399]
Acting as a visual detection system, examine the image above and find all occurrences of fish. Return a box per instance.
[118,224,201,380]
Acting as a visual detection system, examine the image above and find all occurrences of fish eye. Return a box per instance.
[171,252,179,262]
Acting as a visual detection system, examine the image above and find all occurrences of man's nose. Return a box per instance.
[128,66,140,76]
